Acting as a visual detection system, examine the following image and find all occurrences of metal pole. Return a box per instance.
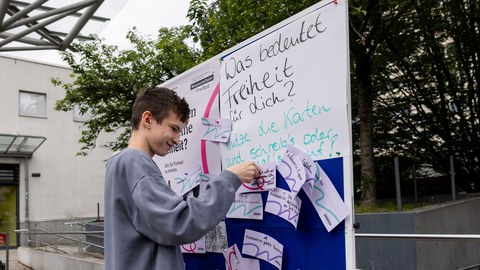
[412,164,417,205]
[24,157,30,245]
[450,155,456,201]
[6,233,9,270]
[394,157,402,211]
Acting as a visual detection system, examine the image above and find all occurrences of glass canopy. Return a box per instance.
[0,0,129,52]
[0,134,46,157]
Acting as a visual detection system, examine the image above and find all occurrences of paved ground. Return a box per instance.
[0,248,32,270]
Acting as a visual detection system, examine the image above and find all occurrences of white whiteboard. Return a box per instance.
[219,2,349,166]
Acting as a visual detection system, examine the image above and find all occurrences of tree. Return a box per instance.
[187,0,319,60]
[52,27,199,155]
[373,0,480,191]
[338,0,416,205]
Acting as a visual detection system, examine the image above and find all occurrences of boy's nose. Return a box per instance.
[172,134,180,145]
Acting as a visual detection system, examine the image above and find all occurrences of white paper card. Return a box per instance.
[227,193,263,220]
[242,229,283,270]
[201,117,232,142]
[265,188,302,228]
[175,164,202,196]
[277,146,306,195]
[206,221,228,253]
[303,163,349,232]
[225,257,261,270]
[224,244,246,270]
[288,145,317,188]
[199,173,212,194]
[181,236,206,254]
[237,161,276,193]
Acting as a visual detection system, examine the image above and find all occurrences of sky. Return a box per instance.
[0,0,191,66]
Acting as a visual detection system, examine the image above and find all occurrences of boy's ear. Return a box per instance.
[142,111,153,128]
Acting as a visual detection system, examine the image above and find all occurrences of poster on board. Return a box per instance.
[153,60,222,195]
[160,0,356,268]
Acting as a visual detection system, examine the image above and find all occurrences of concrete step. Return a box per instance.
[17,246,104,270]
[1,248,32,270]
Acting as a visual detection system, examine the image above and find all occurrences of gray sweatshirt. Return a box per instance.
[104,148,241,270]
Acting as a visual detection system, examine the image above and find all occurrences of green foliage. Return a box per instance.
[52,27,199,155]
[186,0,319,60]
[355,201,422,213]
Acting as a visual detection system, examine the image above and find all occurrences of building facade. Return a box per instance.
[0,55,114,247]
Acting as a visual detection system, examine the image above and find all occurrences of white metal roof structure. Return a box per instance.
[0,134,46,157]
[0,0,128,52]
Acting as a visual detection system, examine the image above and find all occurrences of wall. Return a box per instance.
[355,197,480,269]
[415,198,480,269]
[0,55,115,235]
[18,246,104,270]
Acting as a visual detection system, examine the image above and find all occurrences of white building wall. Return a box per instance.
[0,55,115,223]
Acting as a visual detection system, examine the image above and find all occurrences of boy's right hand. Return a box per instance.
[226,161,260,184]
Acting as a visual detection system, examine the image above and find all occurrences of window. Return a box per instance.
[0,164,19,182]
[19,91,46,118]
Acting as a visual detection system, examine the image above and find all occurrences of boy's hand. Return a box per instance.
[226,161,260,184]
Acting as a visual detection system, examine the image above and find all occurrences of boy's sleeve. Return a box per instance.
[131,169,241,246]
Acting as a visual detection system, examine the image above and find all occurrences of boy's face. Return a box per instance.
[147,112,185,157]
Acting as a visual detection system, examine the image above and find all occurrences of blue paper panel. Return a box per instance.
[184,157,345,270]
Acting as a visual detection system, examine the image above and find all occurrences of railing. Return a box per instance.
[14,224,480,268]
[14,221,104,257]
[355,233,480,241]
